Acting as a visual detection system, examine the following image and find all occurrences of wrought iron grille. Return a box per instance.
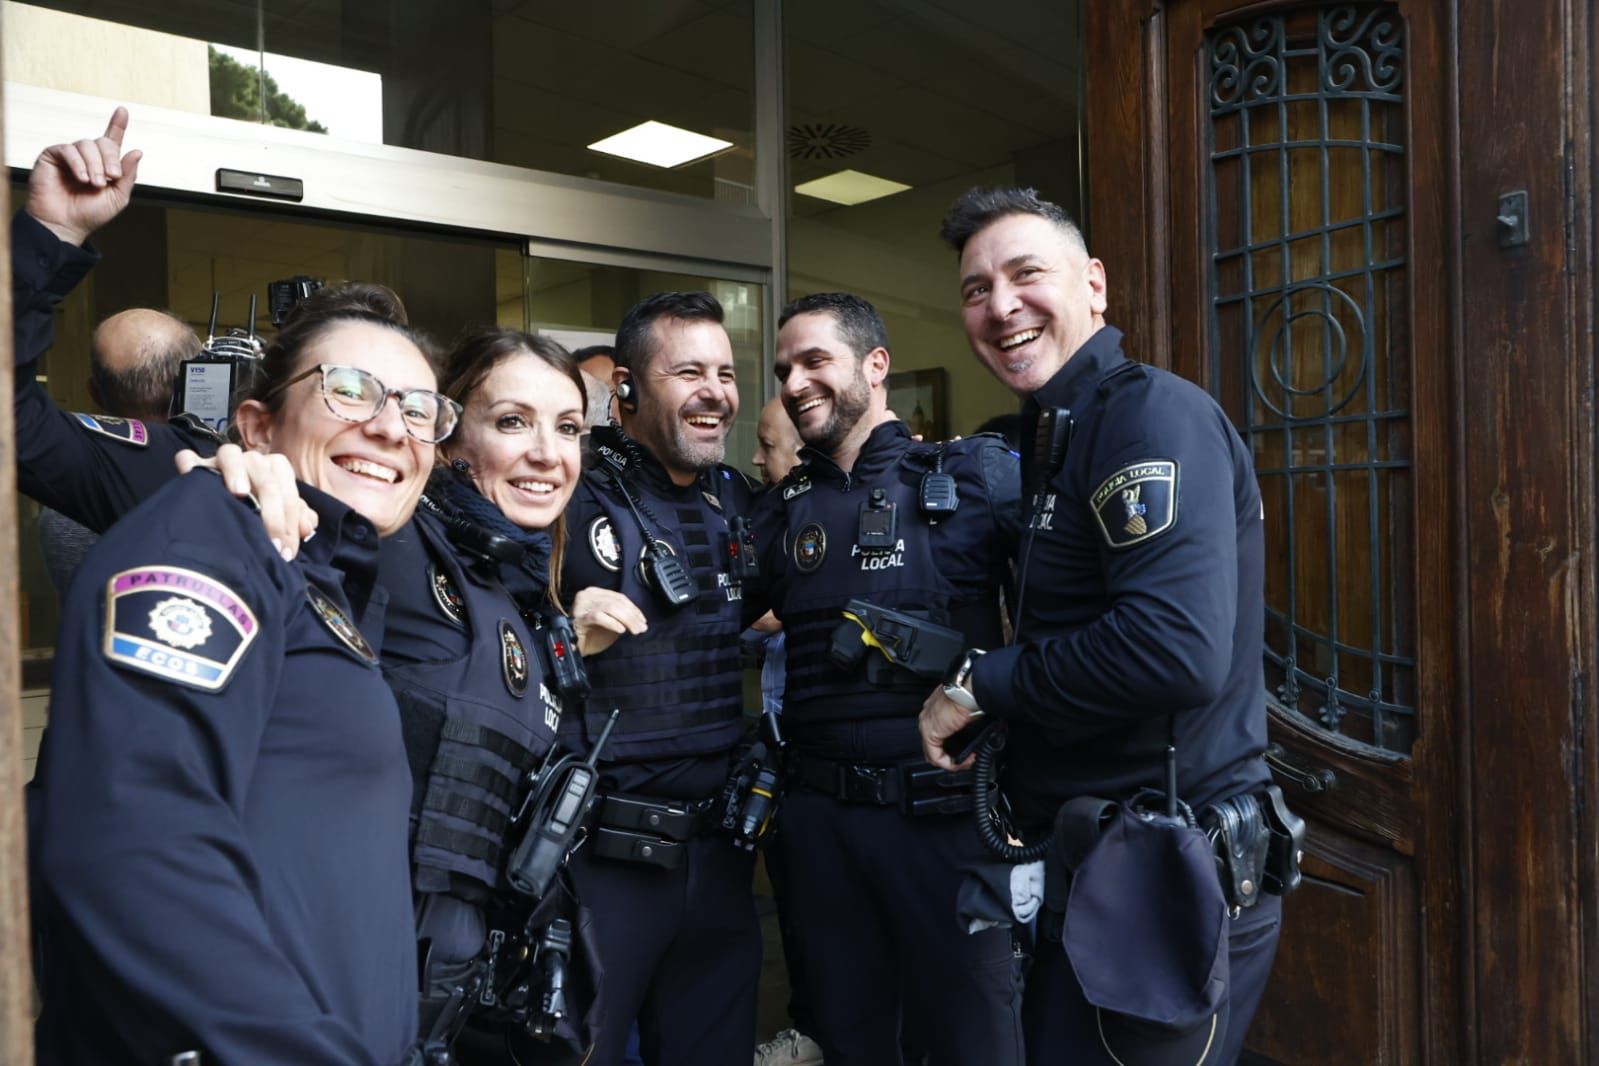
[1205,5,1415,752]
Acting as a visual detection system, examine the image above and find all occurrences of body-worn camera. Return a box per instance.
[724,514,760,582]
[857,488,898,551]
[536,612,591,706]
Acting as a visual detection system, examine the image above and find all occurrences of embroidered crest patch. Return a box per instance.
[103,566,257,690]
[75,412,148,447]
[499,619,529,697]
[793,522,827,573]
[307,585,378,664]
[1091,460,1178,549]
[588,516,622,572]
[428,564,465,625]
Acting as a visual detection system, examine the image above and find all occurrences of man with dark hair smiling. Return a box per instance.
[754,290,1024,1066]
[920,186,1285,1066]
[556,291,763,1066]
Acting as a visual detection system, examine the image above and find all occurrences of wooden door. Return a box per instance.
[1087,3,1454,1062]
[1088,2,1599,1062]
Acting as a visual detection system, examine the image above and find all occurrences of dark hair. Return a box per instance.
[279,281,409,328]
[244,310,438,415]
[614,291,724,376]
[938,186,1087,256]
[439,326,584,421]
[90,310,200,421]
[572,344,615,364]
[438,326,586,608]
[778,292,889,360]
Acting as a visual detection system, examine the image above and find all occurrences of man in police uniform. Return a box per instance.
[918,187,1282,1065]
[557,291,761,1066]
[754,292,1024,1066]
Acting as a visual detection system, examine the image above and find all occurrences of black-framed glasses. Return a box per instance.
[271,364,462,444]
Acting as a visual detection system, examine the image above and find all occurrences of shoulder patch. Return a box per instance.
[103,566,258,691]
[307,585,379,663]
[74,413,148,447]
[587,515,622,572]
[1091,460,1178,549]
[782,476,812,501]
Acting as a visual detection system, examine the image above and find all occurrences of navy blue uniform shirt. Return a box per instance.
[973,326,1271,823]
[30,473,418,1065]
[752,420,1020,755]
[11,210,219,533]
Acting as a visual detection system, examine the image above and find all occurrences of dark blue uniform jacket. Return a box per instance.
[752,419,1020,756]
[11,211,220,532]
[972,326,1271,824]
[30,474,418,1065]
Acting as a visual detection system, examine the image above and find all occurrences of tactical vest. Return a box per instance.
[385,512,564,895]
[774,440,1006,725]
[562,467,747,761]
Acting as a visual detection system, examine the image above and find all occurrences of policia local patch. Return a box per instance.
[1091,460,1178,549]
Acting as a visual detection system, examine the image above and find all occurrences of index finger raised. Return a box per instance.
[103,106,129,147]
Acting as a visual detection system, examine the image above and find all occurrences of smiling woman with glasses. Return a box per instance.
[269,363,463,444]
[31,306,445,1064]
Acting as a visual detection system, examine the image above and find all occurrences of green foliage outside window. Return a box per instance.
[208,46,328,134]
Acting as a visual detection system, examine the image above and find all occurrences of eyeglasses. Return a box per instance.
[272,364,462,444]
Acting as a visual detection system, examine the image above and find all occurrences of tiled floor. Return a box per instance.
[19,688,48,782]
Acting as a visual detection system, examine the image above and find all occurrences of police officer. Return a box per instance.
[753,293,1024,1066]
[29,283,449,1064]
[918,186,1282,1065]
[388,327,635,1062]
[557,292,760,1066]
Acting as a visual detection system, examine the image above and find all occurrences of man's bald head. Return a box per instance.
[90,308,201,422]
[753,395,804,485]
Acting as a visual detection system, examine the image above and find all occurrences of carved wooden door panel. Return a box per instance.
[1085,4,1456,1062]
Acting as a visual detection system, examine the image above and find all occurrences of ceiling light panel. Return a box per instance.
[794,169,912,206]
[587,121,734,168]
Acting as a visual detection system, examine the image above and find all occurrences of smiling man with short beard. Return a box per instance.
[555,291,766,1066]
[751,291,1025,1066]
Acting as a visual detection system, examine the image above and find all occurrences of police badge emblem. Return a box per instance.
[1091,460,1178,549]
[428,564,465,625]
[793,522,827,573]
[104,566,258,691]
[147,596,213,650]
[588,516,622,572]
[702,490,723,511]
[499,619,529,697]
[307,585,378,664]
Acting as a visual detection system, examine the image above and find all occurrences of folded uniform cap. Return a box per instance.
[1063,808,1230,1065]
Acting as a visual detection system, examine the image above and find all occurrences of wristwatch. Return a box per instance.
[942,648,986,717]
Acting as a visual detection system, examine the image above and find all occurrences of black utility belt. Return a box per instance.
[788,752,979,816]
[588,791,719,871]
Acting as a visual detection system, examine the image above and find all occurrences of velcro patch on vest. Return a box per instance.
[103,565,258,691]
[588,515,622,572]
[74,412,148,447]
[429,564,465,626]
[1091,460,1178,549]
[499,619,529,697]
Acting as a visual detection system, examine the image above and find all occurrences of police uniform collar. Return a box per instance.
[1029,325,1127,413]
[586,423,692,495]
[796,419,911,484]
[294,482,384,620]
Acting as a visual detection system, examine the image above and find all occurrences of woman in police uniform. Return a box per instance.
[30,308,451,1065]
[382,326,641,1063]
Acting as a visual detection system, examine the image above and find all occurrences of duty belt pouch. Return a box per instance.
[1200,792,1270,911]
[1054,800,1231,1060]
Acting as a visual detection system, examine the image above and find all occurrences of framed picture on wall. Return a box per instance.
[887,368,948,441]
